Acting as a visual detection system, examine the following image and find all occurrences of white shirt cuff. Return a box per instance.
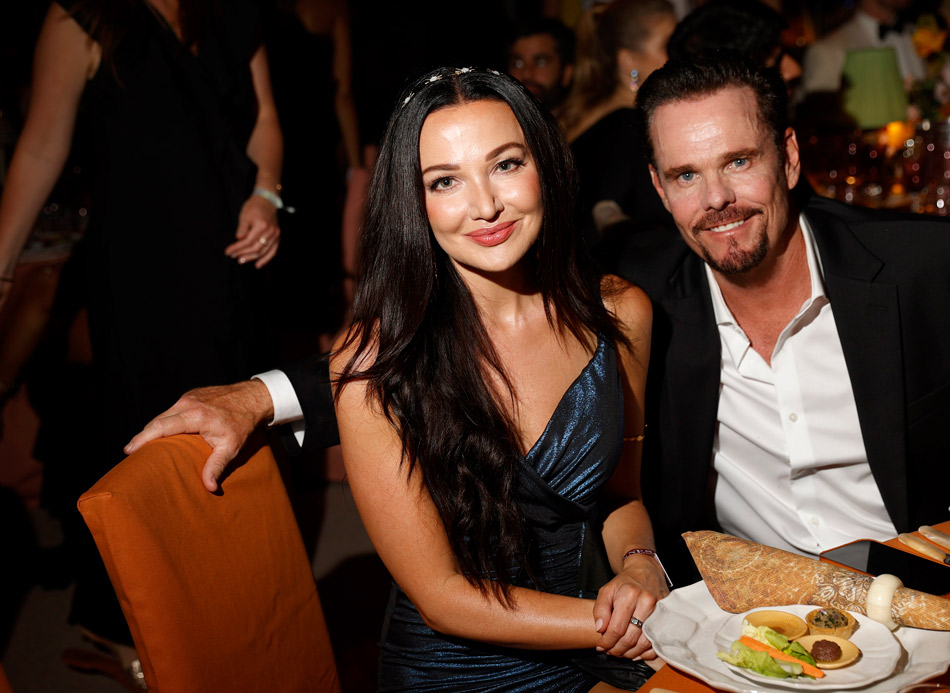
[252,369,304,426]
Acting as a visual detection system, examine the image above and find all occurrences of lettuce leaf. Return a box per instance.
[742,621,818,667]
[717,642,804,679]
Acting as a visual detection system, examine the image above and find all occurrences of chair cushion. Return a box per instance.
[78,434,340,692]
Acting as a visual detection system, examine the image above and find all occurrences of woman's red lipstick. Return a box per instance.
[466,221,515,247]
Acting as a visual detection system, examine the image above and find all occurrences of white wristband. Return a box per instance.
[252,187,295,213]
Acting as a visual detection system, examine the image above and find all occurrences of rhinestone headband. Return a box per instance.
[401,67,502,106]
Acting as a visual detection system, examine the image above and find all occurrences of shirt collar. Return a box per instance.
[855,10,885,39]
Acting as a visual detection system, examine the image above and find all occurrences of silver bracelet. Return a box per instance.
[622,548,674,588]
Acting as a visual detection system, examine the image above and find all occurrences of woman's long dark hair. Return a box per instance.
[336,68,628,603]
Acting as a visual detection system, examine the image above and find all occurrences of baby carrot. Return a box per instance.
[738,636,825,678]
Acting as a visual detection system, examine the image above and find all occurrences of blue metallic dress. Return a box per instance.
[378,338,651,691]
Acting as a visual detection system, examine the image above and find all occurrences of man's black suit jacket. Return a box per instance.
[616,196,950,586]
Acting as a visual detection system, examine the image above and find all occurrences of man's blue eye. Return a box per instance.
[680,172,695,182]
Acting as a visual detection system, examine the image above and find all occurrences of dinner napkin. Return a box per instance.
[683,531,950,631]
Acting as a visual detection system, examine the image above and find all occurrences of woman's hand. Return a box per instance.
[225,194,280,268]
[592,556,669,659]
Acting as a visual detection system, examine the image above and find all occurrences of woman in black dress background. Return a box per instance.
[0,0,282,684]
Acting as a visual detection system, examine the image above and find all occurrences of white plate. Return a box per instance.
[644,581,950,693]
[712,605,899,689]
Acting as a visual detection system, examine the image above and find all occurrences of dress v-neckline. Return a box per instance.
[522,337,606,460]
[143,0,198,55]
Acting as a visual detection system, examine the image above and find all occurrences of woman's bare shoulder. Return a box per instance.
[600,274,652,331]
[328,325,379,394]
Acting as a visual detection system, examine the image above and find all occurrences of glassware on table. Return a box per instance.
[914,119,950,215]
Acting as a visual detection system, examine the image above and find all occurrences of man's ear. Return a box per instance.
[784,126,801,192]
[561,63,574,89]
[649,164,671,212]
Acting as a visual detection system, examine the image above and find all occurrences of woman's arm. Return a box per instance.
[330,0,362,171]
[592,278,669,659]
[331,340,608,651]
[225,45,283,268]
[0,3,93,308]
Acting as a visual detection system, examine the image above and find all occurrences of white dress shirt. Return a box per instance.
[802,10,926,94]
[253,369,306,445]
[707,215,897,556]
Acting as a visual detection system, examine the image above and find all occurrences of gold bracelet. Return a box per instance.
[623,433,645,442]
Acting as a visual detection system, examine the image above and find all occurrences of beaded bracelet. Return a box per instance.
[622,548,673,588]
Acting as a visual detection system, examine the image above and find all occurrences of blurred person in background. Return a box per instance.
[507,15,577,111]
[265,0,364,360]
[801,0,926,94]
[666,0,802,86]
[0,0,281,686]
[558,0,677,261]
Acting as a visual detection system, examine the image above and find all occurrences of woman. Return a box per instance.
[0,0,281,684]
[331,67,668,691]
[265,0,364,354]
[558,0,677,256]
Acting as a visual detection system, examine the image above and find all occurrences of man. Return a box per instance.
[801,0,925,94]
[506,17,575,111]
[621,53,950,584]
[666,0,802,85]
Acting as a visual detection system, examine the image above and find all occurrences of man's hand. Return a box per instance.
[125,380,275,492]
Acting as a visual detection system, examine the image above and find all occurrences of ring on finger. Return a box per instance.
[259,237,269,245]
[630,616,644,628]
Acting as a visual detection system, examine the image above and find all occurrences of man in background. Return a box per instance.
[801,0,926,94]
[506,16,575,111]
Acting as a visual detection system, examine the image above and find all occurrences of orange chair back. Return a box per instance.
[78,434,341,693]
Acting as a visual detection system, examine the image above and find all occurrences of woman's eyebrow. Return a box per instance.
[421,162,459,176]
[485,142,526,160]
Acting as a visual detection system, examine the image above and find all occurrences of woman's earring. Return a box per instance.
[629,69,639,92]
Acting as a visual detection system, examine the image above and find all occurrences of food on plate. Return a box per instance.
[809,639,842,662]
[806,607,856,638]
[683,531,950,630]
[796,634,862,669]
[746,610,808,640]
[717,621,824,679]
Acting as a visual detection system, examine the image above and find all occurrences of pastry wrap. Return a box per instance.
[683,531,950,631]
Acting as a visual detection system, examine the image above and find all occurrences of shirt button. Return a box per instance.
[810,516,820,526]
[788,412,799,422]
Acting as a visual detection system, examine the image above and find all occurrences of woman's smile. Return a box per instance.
[466,220,517,246]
